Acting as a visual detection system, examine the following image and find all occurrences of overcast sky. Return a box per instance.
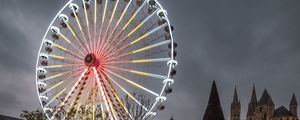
[1,0,300,120]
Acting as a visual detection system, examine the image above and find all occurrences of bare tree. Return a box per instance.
[123,93,153,120]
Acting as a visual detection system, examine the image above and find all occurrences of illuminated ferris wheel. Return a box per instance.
[36,0,177,119]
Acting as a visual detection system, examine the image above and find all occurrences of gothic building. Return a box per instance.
[230,85,298,120]
[203,81,225,120]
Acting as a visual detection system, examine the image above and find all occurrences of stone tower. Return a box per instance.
[246,85,257,120]
[203,81,225,120]
[289,93,298,117]
[230,86,241,120]
[254,89,274,120]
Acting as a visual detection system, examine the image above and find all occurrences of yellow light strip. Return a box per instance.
[122,14,137,31]
[92,86,95,120]
[132,59,152,63]
[49,54,64,59]
[54,44,67,51]
[73,10,90,52]
[46,65,63,68]
[83,2,93,51]
[74,102,81,120]
[83,76,93,119]
[48,81,64,93]
[46,73,63,80]
[132,46,152,53]
[106,69,159,97]
[66,23,88,53]
[60,34,71,43]
[130,33,149,44]
[66,96,76,114]
[60,33,85,55]
[54,88,67,102]
[104,0,132,50]
[98,71,119,119]
[48,54,82,63]
[93,67,113,119]
[46,63,84,69]
[101,79,118,119]
[96,0,108,53]
[54,44,83,59]
[97,87,106,120]
[104,72,149,111]
[106,66,166,80]
[98,0,120,54]
[93,0,97,52]
[101,71,134,119]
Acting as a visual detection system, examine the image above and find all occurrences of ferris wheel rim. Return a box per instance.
[35,0,177,119]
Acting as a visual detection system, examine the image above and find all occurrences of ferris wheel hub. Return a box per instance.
[84,53,98,67]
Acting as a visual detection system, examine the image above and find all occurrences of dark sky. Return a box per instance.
[1,0,300,120]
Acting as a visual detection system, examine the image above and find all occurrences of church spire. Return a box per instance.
[247,84,257,117]
[289,93,297,117]
[231,86,240,120]
[290,93,297,106]
[233,86,239,103]
[203,80,224,120]
[250,85,257,104]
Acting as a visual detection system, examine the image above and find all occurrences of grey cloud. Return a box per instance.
[1,0,300,120]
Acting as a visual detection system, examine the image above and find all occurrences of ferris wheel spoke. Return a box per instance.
[93,67,115,120]
[40,66,85,82]
[104,0,133,54]
[72,73,93,119]
[59,33,86,56]
[96,86,107,120]
[44,88,67,108]
[106,40,171,62]
[74,101,81,120]
[98,0,121,56]
[93,0,98,53]
[71,5,91,53]
[53,43,84,60]
[44,71,84,108]
[96,0,108,54]
[97,68,132,119]
[82,0,93,53]
[107,58,170,65]
[40,70,84,96]
[103,71,150,112]
[102,6,159,57]
[83,80,93,119]
[92,82,97,120]
[65,96,76,117]
[104,22,167,59]
[105,65,166,80]
[98,73,119,119]
[66,23,89,54]
[98,0,148,55]
[104,68,160,97]
[43,63,84,69]
[49,54,83,63]
[51,68,89,120]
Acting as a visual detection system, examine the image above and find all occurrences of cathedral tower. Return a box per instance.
[230,86,240,120]
[203,81,225,120]
[246,85,257,120]
[289,93,298,117]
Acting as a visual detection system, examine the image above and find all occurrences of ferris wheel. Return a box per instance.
[36,0,177,119]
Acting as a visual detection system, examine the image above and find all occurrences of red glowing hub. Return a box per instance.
[84,53,98,67]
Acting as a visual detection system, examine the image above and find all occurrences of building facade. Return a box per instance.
[230,85,298,120]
